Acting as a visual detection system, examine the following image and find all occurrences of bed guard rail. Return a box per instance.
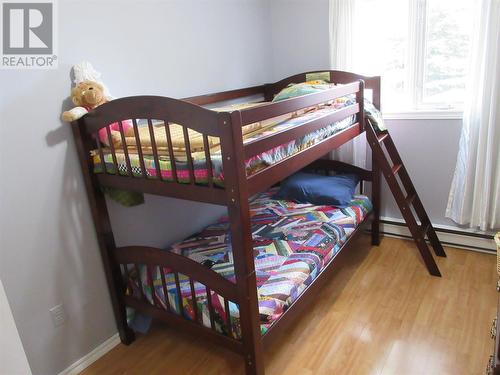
[113,245,244,353]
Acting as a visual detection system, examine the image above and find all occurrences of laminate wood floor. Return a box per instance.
[80,236,497,375]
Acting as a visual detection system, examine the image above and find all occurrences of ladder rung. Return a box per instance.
[405,193,416,206]
[377,133,389,143]
[392,164,403,175]
[367,127,445,275]
[420,222,431,237]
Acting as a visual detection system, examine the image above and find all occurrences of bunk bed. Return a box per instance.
[71,70,440,375]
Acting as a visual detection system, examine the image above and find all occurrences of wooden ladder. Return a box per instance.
[366,119,447,277]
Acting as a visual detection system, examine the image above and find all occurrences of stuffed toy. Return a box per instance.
[62,80,108,122]
[62,61,133,145]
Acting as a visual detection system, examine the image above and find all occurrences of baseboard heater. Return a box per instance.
[378,218,496,253]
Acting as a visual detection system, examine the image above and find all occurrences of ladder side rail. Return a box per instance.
[365,119,444,275]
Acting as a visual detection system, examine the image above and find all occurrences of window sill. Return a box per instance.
[382,110,463,120]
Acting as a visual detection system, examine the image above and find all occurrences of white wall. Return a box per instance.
[268,0,330,79]
[382,119,463,227]
[0,279,32,375]
[0,1,271,374]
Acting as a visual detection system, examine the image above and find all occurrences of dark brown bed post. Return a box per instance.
[371,155,381,245]
[370,77,382,245]
[71,120,135,345]
[218,111,265,375]
[263,83,274,102]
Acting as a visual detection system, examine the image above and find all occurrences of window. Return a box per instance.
[352,0,475,113]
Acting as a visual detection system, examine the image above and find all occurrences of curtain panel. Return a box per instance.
[446,0,500,230]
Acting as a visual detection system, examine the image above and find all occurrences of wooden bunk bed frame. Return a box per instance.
[71,70,385,375]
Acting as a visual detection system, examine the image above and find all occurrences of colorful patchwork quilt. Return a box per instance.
[91,101,357,184]
[127,188,372,338]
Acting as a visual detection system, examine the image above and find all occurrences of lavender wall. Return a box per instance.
[0,1,271,374]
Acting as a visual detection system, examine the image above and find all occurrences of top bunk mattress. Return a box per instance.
[91,97,357,185]
[126,187,372,338]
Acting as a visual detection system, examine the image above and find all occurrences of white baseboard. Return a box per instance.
[58,333,120,375]
[380,217,496,253]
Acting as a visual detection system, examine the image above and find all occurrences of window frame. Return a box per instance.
[381,0,469,118]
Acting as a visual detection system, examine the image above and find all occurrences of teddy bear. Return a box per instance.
[62,62,133,145]
[61,80,108,122]
[62,79,133,145]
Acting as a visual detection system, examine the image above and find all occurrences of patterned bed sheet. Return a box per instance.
[127,188,372,338]
[92,100,357,184]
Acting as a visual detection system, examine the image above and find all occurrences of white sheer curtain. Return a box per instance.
[328,0,367,168]
[329,0,354,70]
[446,0,500,230]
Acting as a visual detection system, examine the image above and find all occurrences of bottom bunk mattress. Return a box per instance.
[126,188,372,338]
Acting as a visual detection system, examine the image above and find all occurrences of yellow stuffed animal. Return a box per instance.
[61,80,108,122]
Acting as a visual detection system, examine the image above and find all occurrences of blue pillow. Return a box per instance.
[273,172,360,207]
